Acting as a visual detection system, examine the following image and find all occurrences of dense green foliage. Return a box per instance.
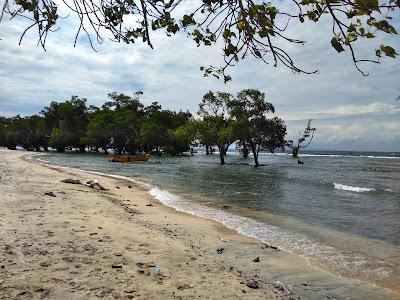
[2,0,398,79]
[0,89,289,165]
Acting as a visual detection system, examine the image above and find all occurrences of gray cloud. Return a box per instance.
[0,5,399,151]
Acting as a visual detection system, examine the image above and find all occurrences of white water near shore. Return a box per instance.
[34,155,396,283]
[32,152,400,293]
[333,183,376,193]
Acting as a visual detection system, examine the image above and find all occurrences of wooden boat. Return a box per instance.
[108,154,150,163]
[129,154,150,162]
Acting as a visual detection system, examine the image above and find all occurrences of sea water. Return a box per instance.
[40,150,400,291]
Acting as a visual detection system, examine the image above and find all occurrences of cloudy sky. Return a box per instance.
[0,1,399,151]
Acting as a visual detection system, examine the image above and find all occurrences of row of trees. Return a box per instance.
[0,90,314,166]
[0,93,192,156]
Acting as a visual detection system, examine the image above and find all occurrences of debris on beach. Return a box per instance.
[111,263,123,269]
[145,203,153,207]
[253,257,260,262]
[261,243,279,251]
[216,248,224,254]
[218,236,226,242]
[246,280,259,289]
[61,178,108,190]
[177,283,194,290]
[273,281,292,293]
[44,191,56,197]
[61,178,81,184]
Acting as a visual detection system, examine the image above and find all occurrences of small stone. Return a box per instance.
[216,248,224,254]
[128,186,132,189]
[253,257,260,262]
[246,280,259,289]
[40,261,51,267]
[112,264,123,269]
[145,204,153,207]
[44,192,56,197]
[222,205,230,209]
[137,268,150,275]
[177,283,193,290]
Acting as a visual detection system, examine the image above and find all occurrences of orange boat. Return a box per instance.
[108,154,150,163]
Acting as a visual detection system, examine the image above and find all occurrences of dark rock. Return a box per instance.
[222,205,230,209]
[302,283,309,286]
[145,204,153,207]
[128,186,132,189]
[253,257,260,262]
[112,264,123,269]
[115,186,120,189]
[216,248,224,254]
[246,280,259,289]
[89,233,98,236]
[137,268,150,275]
[44,192,56,197]
[177,284,193,290]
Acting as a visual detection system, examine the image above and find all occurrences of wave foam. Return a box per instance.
[334,183,375,193]
[149,186,388,279]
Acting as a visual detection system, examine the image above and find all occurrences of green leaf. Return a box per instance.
[331,37,344,53]
[380,45,397,58]
[224,43,237,56]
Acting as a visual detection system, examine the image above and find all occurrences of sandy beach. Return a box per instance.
[0,149,399,300]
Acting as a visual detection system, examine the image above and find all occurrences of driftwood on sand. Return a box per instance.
[61,178,108,190]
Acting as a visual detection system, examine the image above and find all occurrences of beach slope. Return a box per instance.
[0,150,398,299]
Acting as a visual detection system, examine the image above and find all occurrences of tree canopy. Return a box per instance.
[1,0,398,80]
[0,89,291,166]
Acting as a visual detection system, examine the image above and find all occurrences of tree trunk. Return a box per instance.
[219,151,225,165]
[79,145,86,153]
[292,147,299,158]
[242,143,249,159]
[250,143,259,166]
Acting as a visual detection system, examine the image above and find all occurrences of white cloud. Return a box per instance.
[328,102,398,116]
[0,3,399,150]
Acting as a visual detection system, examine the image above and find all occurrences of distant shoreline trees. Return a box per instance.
[0,89,309,166]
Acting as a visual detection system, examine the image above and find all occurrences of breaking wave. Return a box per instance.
[334,183,375,193]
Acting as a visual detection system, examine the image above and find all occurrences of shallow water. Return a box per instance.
[40,150,400,291]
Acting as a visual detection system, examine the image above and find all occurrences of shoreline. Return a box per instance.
[31,151,400,293]
[1,149,399,299]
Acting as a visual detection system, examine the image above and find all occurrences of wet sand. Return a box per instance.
[0,149,399,299]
